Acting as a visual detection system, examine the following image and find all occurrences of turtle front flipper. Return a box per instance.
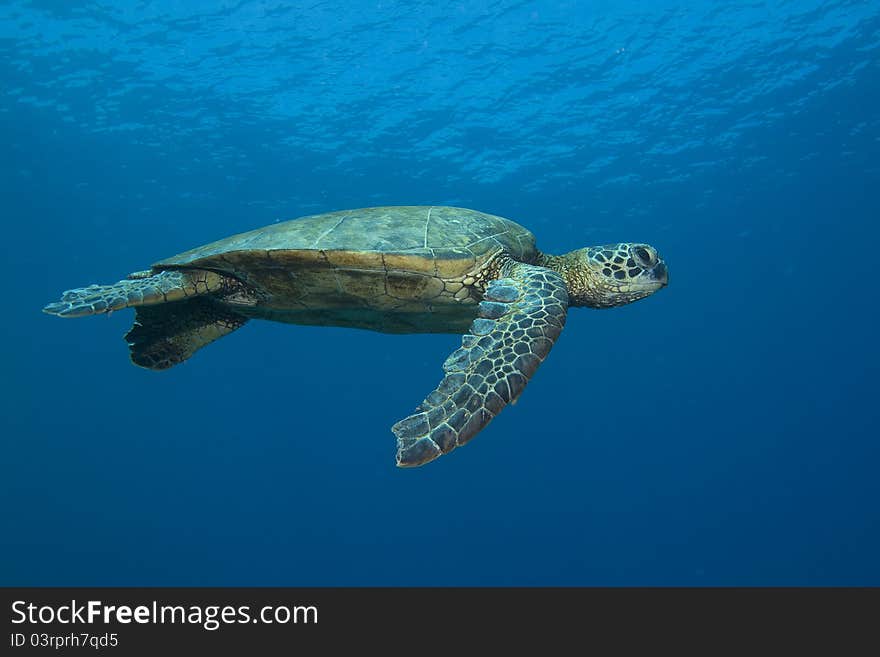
[392,262,569,467]
[42,269,226,318]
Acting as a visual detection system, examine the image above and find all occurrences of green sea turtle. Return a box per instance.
[44,206,668,467]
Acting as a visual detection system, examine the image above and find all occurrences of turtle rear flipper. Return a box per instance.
[42,269,226,318]
[126,297,248,370]
[44,268,250,370]
[392,262,570,467]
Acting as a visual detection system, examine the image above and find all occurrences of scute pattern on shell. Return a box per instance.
[146,206,539,333]
[154,206,537,274]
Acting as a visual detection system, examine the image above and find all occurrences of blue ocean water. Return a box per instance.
[1,0,878,586]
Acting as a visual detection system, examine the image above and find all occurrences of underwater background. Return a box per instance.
[2,0,878,586]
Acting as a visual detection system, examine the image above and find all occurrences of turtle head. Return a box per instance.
[557,243,668,308]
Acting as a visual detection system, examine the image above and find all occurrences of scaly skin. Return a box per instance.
[393,244,668,466]
[42,269,226,318]
[537,243,668,308]
[393,261,569,467]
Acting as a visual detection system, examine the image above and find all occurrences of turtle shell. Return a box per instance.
[153,206,538,333]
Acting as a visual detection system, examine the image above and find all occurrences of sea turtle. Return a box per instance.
[44,206,668,467]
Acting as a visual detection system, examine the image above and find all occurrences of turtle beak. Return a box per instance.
[651,262,668,287]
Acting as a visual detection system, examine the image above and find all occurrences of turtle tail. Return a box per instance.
[42,269,225,318]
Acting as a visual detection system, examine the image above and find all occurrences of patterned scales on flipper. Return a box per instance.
[125,297,248,370]
[42,269,225,318]
[392,262,570,467]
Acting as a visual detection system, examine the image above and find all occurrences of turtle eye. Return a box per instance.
[633,246,654,267]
